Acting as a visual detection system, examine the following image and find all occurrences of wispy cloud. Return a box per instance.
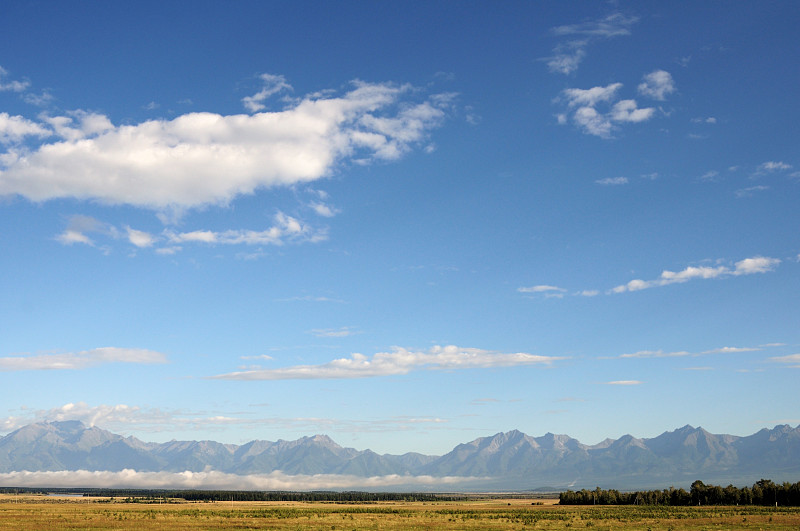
[57,212,327,253]
[546,41,587,76]
[309,201,339,217]
[241,73,292,112]
[309,327,360,338]
[0,66,30,92]
[517,285,567,297]
[618,350,691,359]
[524,255,781,301]
[701,346,761,354]
[770,354,800,368]
[471,398,502,405]
[55,215,119,247]
[166,213,327,246]
[275,295,346,303]
[607,344,773,361]
[577,290,599,297]
[751,161,793,179]
[595,176,628,185]
[736,185,769,198]
[610,256,780,293]
[545,13,638,75]
[212,345,563,381]
[604,380,642,385]
[0,348,167,371]
[0,78,449,210]
[552,13,639,38]
[699,170,720,181]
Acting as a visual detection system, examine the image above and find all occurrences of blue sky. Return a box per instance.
[1,0,798,466]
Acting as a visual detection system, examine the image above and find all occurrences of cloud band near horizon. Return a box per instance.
[0,469,484,490]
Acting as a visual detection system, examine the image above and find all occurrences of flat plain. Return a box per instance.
[2,495,800,530]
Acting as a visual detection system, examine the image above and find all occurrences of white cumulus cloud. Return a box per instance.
[558,81,658,138]
[610,100,655,122]
[0,79,450,210]
[0,113,50,144]
[563,83,622,108]
[126,227,156,248]
[637,70,675,100]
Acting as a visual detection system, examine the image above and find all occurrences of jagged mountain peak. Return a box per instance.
[535,432,580,451]
[307,434,338,446]
[484,430,528,451]
[491,429,527,443]
[459,430,535,454]
[1,422,799,490]
[590,438,616,450]
[611,434,645,447]
[6,420,115,445]
[768,424,795,435]
[274,434,343,451]
[670,424,699,436]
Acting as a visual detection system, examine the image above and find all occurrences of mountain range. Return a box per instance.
[1,421,798,490]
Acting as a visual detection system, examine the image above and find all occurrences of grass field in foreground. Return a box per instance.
[1,495,800,530]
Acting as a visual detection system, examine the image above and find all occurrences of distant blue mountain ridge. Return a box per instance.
[1,421,798,490]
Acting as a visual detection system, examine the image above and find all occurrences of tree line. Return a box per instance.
[0,488,459,502]
[165,490,458,502]
[559,479,800,506]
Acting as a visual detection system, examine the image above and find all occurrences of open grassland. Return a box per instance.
[1,495,800,530]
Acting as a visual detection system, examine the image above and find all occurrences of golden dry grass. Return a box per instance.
[1,494,799,530]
